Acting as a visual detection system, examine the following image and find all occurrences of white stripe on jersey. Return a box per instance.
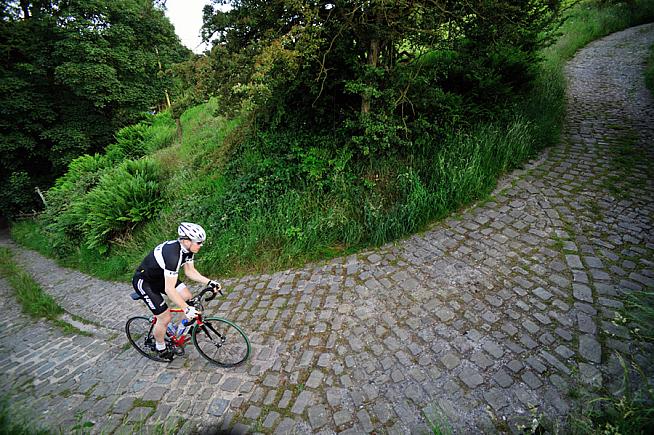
[154,241,183,276]
[153,242,167,269]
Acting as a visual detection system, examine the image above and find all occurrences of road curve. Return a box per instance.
[1,23,653,434]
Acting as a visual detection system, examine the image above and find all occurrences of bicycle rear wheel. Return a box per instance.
[125,316,171,363]
[192,317,250,367]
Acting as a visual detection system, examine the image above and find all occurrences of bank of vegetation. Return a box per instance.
[646,43,654,93]
[10,0,654,281]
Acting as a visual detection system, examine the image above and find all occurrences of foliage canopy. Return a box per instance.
[0,0,189,218]
[197,0,561,155]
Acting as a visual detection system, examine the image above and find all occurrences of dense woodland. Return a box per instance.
[0,0,189,216]
[6,0,654,276]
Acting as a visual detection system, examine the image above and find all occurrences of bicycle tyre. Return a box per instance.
[125,316,171,363]
[192,317,250,367]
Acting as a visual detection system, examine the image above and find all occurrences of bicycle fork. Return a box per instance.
[198,322,227,349]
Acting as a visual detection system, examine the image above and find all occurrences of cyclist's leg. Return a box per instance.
[133,276,170,348]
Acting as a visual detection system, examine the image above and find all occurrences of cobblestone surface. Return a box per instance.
[1,23,654,433]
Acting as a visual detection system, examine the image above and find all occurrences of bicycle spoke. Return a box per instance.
[125,316,171,363]
[192,317,250,367]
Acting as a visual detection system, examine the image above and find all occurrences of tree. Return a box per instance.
[0,0,189,218]
[199,0,561,149]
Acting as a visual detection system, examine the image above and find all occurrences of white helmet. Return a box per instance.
[178,222,206,243]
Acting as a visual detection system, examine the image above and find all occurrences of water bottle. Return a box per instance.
[166,322,177,337]
[176,318,191,337]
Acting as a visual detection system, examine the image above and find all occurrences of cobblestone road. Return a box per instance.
[1,24,654,434]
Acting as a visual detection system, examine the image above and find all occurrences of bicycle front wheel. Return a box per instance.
[125,316,170,363]
[192,317,250,367]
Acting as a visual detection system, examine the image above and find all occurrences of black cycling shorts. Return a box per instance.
[132,274,185,315]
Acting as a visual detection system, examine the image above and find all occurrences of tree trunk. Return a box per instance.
[155,47,172,109]
[20,0,30,18]
[361,38,380,114]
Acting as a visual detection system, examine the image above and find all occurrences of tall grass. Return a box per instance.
[191,118,535,275]
[571,353,654,433]
[646,43,654,94]
[0,398,49,435]
[0,247,63,319]
[624,290,654,343]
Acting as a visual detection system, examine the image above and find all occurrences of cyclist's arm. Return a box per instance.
[164,274,189,310]
[183,262,211,286]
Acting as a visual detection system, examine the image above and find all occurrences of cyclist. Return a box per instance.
[132,222,220,359]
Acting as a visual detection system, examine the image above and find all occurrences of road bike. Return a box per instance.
[125,286,250,367]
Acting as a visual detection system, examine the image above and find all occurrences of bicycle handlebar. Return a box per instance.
[190,286,224,306]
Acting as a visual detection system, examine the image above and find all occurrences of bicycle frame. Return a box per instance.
[152,309,206,348]
[127,286,250,366]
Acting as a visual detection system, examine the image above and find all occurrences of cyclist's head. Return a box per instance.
[178,222,206,244]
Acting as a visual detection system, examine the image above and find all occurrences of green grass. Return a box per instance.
[0,247,89,335]
[621,290,654,343]
[147,417,187,435]
[570,353,654,434]
[424,404,453,435]
[0,398,49,435]
[132,398,159,409]
[646,43,654,94]
[0,247,64,319]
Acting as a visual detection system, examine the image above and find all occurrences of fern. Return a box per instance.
[78,158,165,253]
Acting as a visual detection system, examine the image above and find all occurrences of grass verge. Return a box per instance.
[10,218,138,282]
[0,247,90,335]
[0,398,49,435]
[566,272,654,433]
[646,43,654,94]
[570,353,654,433]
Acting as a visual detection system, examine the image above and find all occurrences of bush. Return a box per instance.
[0,171,37,217]
[79,158,165,253]
[41,157,164,255]
[39,112,176,256]
[42,154,111,255]
[106,123,152,162]
[105,112,176,163]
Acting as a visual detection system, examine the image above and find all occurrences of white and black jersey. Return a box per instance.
[132,240,194,315]
[137,240,194,282]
